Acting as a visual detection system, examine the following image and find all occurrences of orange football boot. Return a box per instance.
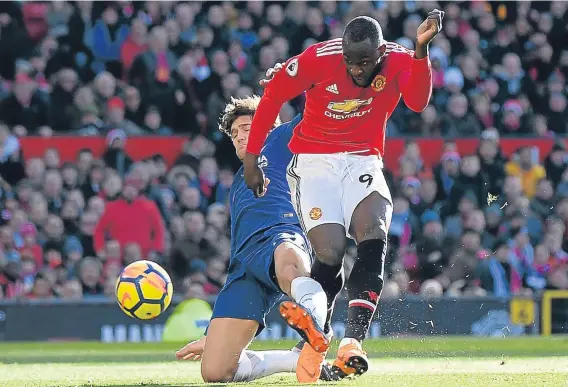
[279,301,329,353]
[296,340,329,383]
[331,338,369,378]
[279,301,330,383]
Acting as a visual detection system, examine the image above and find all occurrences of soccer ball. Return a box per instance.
[116,260,174,320]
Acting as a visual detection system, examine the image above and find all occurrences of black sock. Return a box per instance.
[310,260,344,334]
[345,239,386,342]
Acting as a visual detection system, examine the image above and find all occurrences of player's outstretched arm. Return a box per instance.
[398,9,444,112]
[244,45,322,198]
[415,9,444,59]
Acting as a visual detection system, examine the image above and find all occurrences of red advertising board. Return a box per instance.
[19,136,567,173]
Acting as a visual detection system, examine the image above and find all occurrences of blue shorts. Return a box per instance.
[210,224,310,335]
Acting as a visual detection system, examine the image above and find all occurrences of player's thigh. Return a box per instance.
[344,156,393,242]
[201,317,258,383]
[286,154,345,234]
[202,277,263,382]
[273,238,312,296]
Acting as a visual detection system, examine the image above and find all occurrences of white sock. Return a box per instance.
[232,350,253,382]
[290,277,328,329]
[339,337,362,348]
[232,350,300,382]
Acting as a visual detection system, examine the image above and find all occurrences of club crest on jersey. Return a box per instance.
[309,207,322,220]
[371,75,387,92]
[327,98,373,114]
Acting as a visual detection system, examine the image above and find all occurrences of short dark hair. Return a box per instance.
[218,96,281,137]
[343,16,384,47]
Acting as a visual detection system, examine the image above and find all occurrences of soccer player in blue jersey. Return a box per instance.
[175,96,331,383]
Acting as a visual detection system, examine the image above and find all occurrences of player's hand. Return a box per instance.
[243,153,269,198]
[416,9,444,47]
[259,62,285,87]
[176,336,206,361]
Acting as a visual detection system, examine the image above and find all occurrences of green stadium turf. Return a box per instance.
[0,337,567,386]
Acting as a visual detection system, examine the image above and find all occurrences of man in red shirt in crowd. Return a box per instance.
[244,12,444,382]
[94,175,164,259]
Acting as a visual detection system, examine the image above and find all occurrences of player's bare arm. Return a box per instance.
[415,9,445,59]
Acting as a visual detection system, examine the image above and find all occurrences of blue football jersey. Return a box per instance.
[229,115,302,261]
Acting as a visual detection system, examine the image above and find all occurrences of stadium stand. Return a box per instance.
[0,1,567,302]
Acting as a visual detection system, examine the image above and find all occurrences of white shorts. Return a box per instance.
[286,153,392,238]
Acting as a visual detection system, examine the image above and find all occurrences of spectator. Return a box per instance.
[0,73,50,132]
[89,4,129,77]
[175,3,197,45]
[505,146,547,198]
[102,130,133,177]
[121,19,148,76]
[441,93,482,137]
[444,154,488,217]
[478,129,507,195]
[165,19,190,59]
[0,122,25,186]
[123,86,146,127]
[93,71,117,114]
[433,151,460,203]
[142,106,173,135]
[129,26,177,103]
[49,68,79,132]
[479,238,512,297]
[105,96,144,135]
[78,256,103,296]
[93,174,165,258]
[544,141,568,188]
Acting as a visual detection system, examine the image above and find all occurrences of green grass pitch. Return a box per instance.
[0,337,567,386]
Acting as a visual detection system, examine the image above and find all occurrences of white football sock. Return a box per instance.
[339,337,362,348]
[232,350,300,382]
[290,277,328,329]
[232,350,252,382]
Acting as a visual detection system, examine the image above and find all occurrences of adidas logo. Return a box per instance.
[325,84,339,94]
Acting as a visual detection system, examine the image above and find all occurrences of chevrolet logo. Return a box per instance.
[327,98,373,114]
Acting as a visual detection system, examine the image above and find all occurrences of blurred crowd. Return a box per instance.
[0,1,567,301]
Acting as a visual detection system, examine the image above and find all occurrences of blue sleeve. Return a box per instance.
[266,114,302,145]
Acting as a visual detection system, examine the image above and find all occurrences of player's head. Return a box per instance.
[219,96,281,160]
[342,16,387,87]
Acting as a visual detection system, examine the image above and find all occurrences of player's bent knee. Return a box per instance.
[308,224,347,266]
[315,247,345,267]
[311,238,346,267]
[201,360,237,383]
[354,218,388,243]
[275,242,311,276]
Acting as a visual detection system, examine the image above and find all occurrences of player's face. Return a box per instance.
[342,38,384,87]
[230,115,253,160]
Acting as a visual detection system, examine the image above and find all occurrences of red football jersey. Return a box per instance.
[247,38,433,157]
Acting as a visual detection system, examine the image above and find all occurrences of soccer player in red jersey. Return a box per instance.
[244,11,444,382]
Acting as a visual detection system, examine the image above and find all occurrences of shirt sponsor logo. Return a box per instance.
[327,98,373,114]
[325,109,373,120]
[258,155,268,168]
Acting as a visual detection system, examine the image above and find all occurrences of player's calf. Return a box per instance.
[345,192,392,344]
